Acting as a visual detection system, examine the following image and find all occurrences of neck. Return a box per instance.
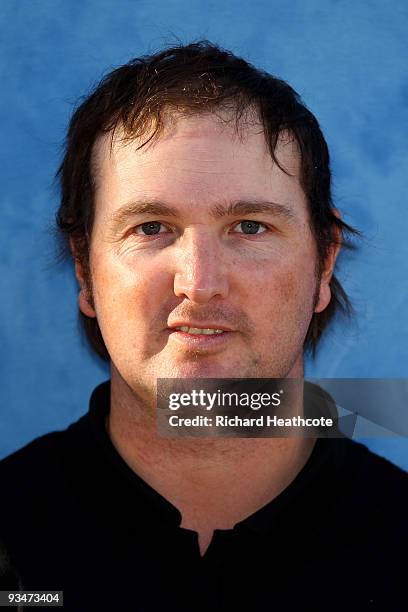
[107,362,315,555]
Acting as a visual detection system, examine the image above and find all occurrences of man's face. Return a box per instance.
[77,112,334,398]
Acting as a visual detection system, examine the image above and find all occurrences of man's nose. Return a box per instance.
[173,230,229,304]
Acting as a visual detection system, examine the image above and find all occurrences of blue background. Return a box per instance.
[1,0,407,467]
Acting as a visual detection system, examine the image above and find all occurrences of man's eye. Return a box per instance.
[234,220,267,235]
[135,222,166,235]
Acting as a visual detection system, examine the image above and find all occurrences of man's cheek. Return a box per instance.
[260,266,300,304]
[264,269,314,328]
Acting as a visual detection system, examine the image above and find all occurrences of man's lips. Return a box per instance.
[165,322,236,349]
[167,321,234,333]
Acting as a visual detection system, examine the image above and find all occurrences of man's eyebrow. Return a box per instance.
[211,200,296,221]
[108,201,179,232]
[108,198,296,231]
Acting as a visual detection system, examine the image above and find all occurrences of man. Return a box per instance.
[0,41,406,611]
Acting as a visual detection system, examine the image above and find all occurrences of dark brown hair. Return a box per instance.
[56,40,358,360]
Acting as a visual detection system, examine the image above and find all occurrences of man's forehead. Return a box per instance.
[89,116,307,232]
[90,111,302,180]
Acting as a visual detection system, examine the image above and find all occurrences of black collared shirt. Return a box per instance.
[0,381,407,611]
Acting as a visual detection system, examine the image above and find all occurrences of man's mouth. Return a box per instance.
[174,327,225,335]
[166,322,234,351]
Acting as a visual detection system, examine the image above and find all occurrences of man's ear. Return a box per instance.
[69,237,97,318]
[314,210,342,314]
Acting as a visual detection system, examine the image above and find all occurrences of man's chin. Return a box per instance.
[153,357,273,381]
[162,365,231,380]
[154,359,302,381]
[155,359,243,380]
